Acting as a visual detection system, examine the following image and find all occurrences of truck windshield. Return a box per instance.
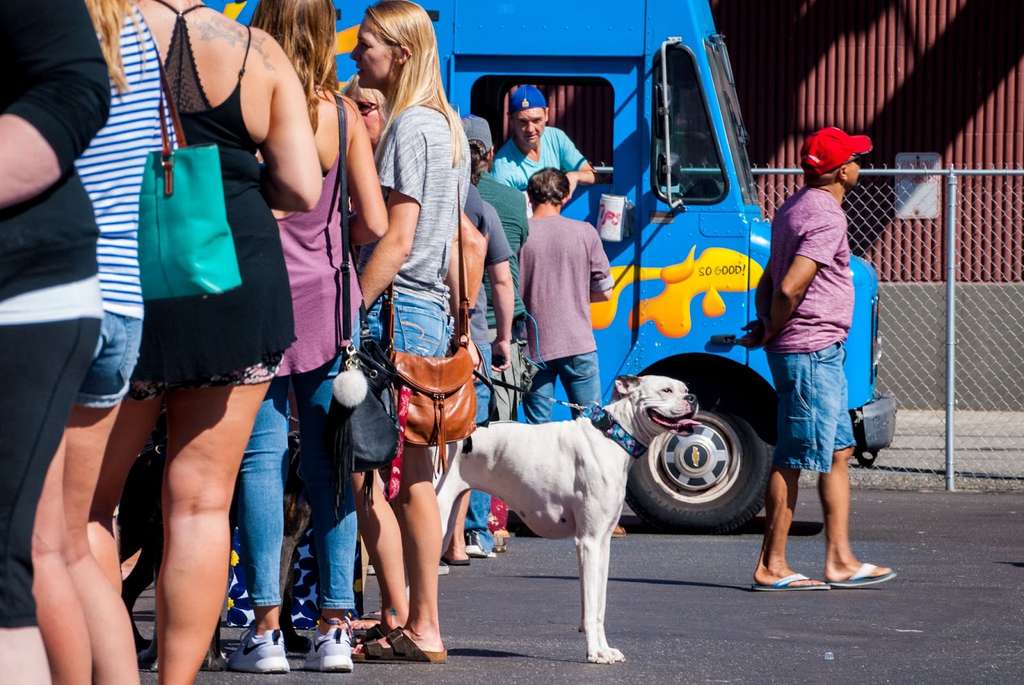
[652,45,726,204]
[705,35,758,205]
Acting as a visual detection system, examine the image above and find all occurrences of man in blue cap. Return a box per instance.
[492,85,596,198]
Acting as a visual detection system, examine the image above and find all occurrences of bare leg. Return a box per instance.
[352,470,407,634]
[820,448,893,582]
[88,397,162,591]
[32,440,91,685]
[444,492,470,561]
[252,606,280,632]
[752,467,825,588]
[394,445,444,653]
[63,405,140,685]
[0,627,52,685]
[156,384,267,685]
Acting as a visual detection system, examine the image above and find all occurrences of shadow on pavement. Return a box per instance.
[515,574,748,592]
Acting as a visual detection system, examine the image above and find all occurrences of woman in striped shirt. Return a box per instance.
[31,2,172,683]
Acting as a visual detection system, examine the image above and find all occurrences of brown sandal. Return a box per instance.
[351,624,394,662]
[385,627,447,664]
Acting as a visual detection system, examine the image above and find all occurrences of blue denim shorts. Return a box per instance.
[366,290,452,357]
[77,311,143,408]
[767,342,855,473]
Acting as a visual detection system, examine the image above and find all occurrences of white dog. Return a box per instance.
[436,374,697,664]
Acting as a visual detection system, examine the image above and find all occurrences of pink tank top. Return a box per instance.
[276,157,361,376]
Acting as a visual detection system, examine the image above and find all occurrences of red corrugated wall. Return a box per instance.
[711,0,1024,282]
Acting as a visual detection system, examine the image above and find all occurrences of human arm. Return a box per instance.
[554,128,595,198]
[338,97,388,245]
[587,228,614,302]
[446,212,488,316]
[488,259,514,370]
[566,162,597,199]
[255,29,321,212]
[737,261,772,347]
[0,0,109,208]
[359,190,419,306]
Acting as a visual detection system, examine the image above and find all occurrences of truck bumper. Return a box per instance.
[851,391,897,460]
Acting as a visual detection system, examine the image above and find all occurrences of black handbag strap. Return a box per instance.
[323,95,349,352]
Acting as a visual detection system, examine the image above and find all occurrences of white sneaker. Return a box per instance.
[304,620,354,673]
[465,531,496,559]
[227,628,290,674]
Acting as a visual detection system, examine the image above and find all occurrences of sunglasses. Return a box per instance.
[356,100,380,115]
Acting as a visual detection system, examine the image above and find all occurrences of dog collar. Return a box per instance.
[583,405,648,459]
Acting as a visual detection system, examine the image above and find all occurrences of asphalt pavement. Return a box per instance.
[138,489,1024,684]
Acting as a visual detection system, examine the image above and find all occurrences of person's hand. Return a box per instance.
[565,172,579,201]
[736,319,767,348]
[492,337,512,372]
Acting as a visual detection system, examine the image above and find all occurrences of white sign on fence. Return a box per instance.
[894,152,941,220]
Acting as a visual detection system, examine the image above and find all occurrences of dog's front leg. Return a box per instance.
[576,536,623,664]
[594,531,623,662]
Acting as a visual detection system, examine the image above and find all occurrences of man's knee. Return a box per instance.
[832,446,855,465]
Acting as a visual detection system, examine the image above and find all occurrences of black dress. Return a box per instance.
[133,3,294,389]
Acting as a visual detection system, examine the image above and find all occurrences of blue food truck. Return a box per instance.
[210,0,896,533]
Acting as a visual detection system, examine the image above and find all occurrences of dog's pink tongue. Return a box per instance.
[674,418,699,433]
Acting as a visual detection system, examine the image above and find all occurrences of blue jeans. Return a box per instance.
[366,290,452,357]
[466,340,493,553]
[237,356,357,610]
[522,351,602,424]
[77,311,143,408]
[767,342,855,474]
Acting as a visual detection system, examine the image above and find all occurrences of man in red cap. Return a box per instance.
[740,127,896,591]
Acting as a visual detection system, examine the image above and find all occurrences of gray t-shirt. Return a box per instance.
[465,185,511,344]
[360,106,470,307]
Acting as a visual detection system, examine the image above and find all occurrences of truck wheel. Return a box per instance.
[626,410,771,534]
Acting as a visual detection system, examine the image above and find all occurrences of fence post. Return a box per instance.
[944,169,957,492]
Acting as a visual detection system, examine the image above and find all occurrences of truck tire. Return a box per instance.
[626,410,771,534]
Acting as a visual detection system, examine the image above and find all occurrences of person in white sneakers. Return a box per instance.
[228,627,291,674]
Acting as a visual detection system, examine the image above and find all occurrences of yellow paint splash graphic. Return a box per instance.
[224,2,247,20]
[591,247,763,338]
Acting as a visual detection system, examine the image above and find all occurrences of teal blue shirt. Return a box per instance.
[491,126,587,191]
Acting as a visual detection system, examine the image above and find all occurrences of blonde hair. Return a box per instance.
[252,0,338,132]
[363,0,464,166]
[84,0,135,93]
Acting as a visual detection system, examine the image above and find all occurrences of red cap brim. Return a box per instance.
[847,134,873,156]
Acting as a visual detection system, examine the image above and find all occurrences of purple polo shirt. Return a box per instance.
[765,187,854,353]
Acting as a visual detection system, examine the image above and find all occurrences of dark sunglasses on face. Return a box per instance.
[356,100,379,115]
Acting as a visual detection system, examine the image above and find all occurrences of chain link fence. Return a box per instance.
[754,167,1024,491]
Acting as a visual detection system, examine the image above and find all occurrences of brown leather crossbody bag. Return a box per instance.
[390,184,477,454]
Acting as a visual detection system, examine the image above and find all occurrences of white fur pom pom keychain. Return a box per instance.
[332,365,368,408]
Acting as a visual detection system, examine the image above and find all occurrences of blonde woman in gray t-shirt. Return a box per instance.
[350,0,469,664]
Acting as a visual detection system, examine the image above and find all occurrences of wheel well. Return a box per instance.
[641,353,778,445]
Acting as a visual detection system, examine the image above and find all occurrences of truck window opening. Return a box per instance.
[652,45,727,204]
[706,35,758,206]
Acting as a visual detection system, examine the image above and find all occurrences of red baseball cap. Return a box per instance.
[800,127,873,174]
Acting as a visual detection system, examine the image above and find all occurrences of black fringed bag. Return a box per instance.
[323,98,400,515]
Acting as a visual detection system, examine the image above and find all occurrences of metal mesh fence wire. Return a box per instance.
[754,168,1024,490]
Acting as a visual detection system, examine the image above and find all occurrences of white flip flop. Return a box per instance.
[751,573,830,592]
[829,563,897,589]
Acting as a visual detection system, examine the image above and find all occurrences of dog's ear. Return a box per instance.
[613,375,643,399]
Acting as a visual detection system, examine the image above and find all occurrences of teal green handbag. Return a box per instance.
[137,70,241,300]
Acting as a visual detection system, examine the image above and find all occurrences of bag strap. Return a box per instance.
[156,60,188,196]
[324,95,349,352]
[454,177,470,346]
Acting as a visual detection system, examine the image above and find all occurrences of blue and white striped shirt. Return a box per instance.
[75,8,174,319]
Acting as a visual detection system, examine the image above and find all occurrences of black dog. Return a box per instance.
[119,418,313,670]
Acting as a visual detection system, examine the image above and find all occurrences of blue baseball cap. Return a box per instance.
[508,85,547,114]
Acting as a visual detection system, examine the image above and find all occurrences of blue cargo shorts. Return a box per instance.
[77,311,143,409]
[766,342,855,473]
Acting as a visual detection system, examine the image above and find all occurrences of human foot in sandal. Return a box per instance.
[385,627,447,664]
[826,562,896,588]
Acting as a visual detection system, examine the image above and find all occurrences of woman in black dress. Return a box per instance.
[94,1,322,681]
